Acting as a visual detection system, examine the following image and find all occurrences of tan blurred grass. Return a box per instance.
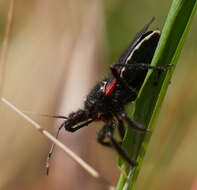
[1,1,197,190]
[0,1,118,190]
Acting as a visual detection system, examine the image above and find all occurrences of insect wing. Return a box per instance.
[120,30,161,91]
[118,17,155,65]
[126,30,160,65]
[105,18,158,96]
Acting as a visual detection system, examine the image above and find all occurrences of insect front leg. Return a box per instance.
[46,109,93,175]
[49,109,92,159]
[65,109,93,132]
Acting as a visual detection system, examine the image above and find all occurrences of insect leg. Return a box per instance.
[117,118,125,140]
[119,111,147,132]
[106,121,138,167]
[66,119,94,132]
[97,121,125,147]
[64,109,92,132]
[46,109,93,175]
[114,63,172,72]
[97,125,112,147]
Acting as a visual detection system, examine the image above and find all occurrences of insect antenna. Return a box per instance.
[2,98,115,189]
[22,111,68,119]
[22,111,68,175]
[46,120,67,175]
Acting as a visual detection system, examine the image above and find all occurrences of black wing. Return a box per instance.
[127,30,160,65]
[121,30,160,91]
[118,17,155,64]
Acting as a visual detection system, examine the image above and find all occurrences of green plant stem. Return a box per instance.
[116,0,197,189]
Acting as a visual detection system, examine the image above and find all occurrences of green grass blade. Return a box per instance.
[116,0,197,189]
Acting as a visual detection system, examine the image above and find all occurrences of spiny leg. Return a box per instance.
[97,120,125,147]
[64,109,90,132]
[110,62,172,93]
[113,62,172,71]
[97,125,112,147]
[66,119,94,132]
[46,109,93,175]
[117,118,125,140]
[46,119,94,175]
[118,111,147,132]
[105,121,138,167]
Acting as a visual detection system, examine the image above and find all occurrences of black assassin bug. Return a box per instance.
[46,17,170,173]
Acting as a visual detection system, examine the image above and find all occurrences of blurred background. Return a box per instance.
[0,0,197,190]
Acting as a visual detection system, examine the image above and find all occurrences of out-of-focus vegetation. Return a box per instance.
[0,0,197,190]
[115,1,197,189]
[104,0,197,189]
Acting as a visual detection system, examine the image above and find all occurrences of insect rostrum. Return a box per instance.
[47,17,169,173]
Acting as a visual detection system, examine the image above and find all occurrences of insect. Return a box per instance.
[47,17,170,173]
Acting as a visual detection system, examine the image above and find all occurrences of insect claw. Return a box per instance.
[145,128,152,134]
[166,64,173,68]
[161,64,173,71]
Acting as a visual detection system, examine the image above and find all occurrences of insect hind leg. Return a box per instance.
[114,62,172,72]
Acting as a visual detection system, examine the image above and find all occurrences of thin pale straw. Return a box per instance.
[1,98,115,190]
[0,0,16,96]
